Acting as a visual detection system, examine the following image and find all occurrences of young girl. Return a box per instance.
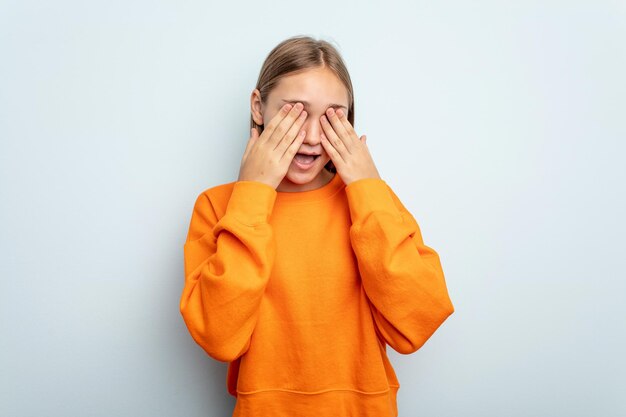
[180,35,455,417]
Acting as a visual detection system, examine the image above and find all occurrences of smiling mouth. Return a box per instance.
[295,153,320,161]
[294,153,320,164]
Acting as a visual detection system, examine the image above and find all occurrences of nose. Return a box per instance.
[301,115,323,146]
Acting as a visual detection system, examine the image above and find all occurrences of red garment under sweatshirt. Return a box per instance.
[180,172,454,417]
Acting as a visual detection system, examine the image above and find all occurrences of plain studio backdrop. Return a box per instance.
[1,1,624,416]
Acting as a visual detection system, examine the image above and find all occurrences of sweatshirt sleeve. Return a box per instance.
[344,178,455,354]
[180,181,277,363]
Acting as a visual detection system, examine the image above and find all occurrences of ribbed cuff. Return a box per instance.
[344,178,401,223]
[226,181,277,226]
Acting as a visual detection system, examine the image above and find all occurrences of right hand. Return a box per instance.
[237,102,308,189]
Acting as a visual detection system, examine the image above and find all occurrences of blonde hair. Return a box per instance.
[251,35,355,173]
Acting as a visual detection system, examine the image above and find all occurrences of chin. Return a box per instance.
[284,168,323,184]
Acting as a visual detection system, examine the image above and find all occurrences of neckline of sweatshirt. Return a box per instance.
[238,171,345,205]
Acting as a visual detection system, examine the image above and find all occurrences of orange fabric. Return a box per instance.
[180,173,454,417]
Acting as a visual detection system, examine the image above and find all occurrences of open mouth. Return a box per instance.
[294,154,320,164]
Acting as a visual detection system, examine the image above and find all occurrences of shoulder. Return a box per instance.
[191,180,237,219]
[382,180,413,216]
[200,180,236,200]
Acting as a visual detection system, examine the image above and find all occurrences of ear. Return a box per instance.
[250,89,264,126]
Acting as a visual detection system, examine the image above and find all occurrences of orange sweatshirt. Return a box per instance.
[180,172,454,417]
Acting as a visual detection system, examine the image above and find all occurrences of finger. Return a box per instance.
[321,113,350,157]
[335,109,361,143]
[260,103,292,141]
[320,132,345,166]
[325,108,355,152]
[281,127,307,164]
[266,102,305,147]
[275,110,307,154]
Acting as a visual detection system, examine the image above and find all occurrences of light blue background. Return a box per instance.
[1,1,624,416]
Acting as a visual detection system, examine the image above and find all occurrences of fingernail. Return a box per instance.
[327,108,335,116]
[336,109,343,118]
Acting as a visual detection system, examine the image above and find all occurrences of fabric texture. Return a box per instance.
[180,172,455,417]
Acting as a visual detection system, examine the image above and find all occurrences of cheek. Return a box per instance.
[261,108,279,125]
[262,112,274,125]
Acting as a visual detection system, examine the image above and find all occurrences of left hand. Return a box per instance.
[320,107,381,185]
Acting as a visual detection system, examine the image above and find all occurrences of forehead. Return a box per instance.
[269,67,349,108]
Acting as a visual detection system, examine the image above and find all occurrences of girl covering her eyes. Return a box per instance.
[180,34,455,417]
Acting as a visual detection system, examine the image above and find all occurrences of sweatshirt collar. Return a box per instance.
[275,172,344,204]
